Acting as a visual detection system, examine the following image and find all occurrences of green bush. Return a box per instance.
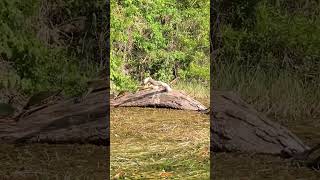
[218,1,320,80]
[111,0,210,90]
[0,0,108,96]
[213,0,320,119]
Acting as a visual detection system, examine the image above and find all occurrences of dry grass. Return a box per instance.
[0,144,108,180]
[214,63,320,121]
[173,81,209,101]
[110,107,210,179]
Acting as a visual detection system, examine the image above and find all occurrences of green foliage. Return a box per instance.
[45,0,108,65]
[215,0,262,29]
[214,0,320,119]
[217,1,320,81]
[111,0,209,90]
[0,0,108,96]
[110,56,138,92]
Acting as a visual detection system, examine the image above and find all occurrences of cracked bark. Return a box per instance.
[0,88,206,145]
[211,90,309,156]
[0,87,311,161]
[0,90,109,145]
[110,88,207,111]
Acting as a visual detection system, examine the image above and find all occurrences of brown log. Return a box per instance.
[0,90,109,145]
[0,87,311,159]
[0,88,206,144]
[211,90,310,156]
[110,88,207,111]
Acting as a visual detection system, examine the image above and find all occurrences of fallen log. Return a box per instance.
[0,88,206,144]
[110,88,207,111]
[211,91,320,169]
[0,90,109,145]
[211,90,311,157]
[0,87,316,164]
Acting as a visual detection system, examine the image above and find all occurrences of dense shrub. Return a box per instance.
[215,1,320,82]
[0,0,108,96]
[212,0,320,119]
[111,0,210,91]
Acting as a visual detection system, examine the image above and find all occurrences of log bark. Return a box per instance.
[0,88,206,145]
[110,88,207,111]
[0,88,311,159]
[0,90,109,145]
[211,90,310,156]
